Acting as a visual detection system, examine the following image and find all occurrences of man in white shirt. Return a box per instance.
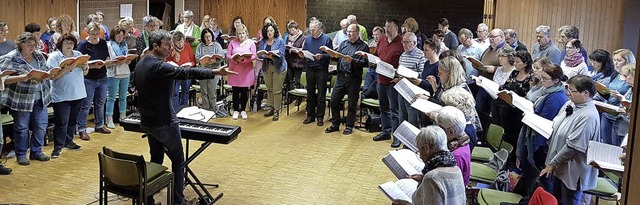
[474,23,490,51]
[332,19,349,49]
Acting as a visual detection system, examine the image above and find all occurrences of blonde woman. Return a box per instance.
[200,15,224,46]
[49,14,79,52]
[225,24,257,120]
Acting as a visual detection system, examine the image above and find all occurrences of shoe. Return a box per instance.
[95,127,112,134]
[316,119,324,127]
[29,153,50,161]
[272,110,279,121]
[0,164,11,175]
[241,111,248,120]
[64,142,82,150]
[303,117,315,124]
[232,111,239,120]
[119,115,127,122]
[263,109,274,117]
[391,138,402,148]
[372,133,391,141]
[325,125,340,133]
[51,148,62,158]
[106,115,115,129]
[17,156,30,166]
[342,126,353,135]
[79,131,90,140]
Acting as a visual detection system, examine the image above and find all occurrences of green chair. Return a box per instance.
[472,124,508,162]
[325,75,348,120]
[477,188,524,205]
[470,161,499,184]
[99,147,173,205]
[287,72,308,115]
[584,177,620,205]
[358,98,380,128]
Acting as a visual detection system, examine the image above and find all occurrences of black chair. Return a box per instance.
[99,147,173,205]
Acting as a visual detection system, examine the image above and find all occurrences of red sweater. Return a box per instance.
[375,35,403,85]
[165,43,196,67]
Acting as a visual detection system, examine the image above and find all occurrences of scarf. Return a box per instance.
[110,40,127,56]
[563,51,584,67]
[142,30,149,49]
[422,150,457,175]
[448,133,470,151]
[533,83,564,109]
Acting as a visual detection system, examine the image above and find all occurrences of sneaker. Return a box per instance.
[17,156,30,165]
[0,164,12,175]
[232,111,239,120]
[241,111,248,120]
[51,148,62,158]
[64,142,82,150]
[29,153,50,161]
[106,115,115,129]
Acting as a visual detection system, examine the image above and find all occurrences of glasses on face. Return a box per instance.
[476,30,486,33]
[569,89,580,93]
[488,35,499,39]
[63,41,75,46]
[541,77,554,82]
[401,41,415,44]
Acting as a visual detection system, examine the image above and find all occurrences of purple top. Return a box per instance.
[452,144,471,185]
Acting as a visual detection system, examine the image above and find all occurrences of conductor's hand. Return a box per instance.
[214,65,237,76]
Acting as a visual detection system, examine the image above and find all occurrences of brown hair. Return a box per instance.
[403,17,419,33]
[109,26,126,41]
[55,33,78,50]
[56,14,76,33]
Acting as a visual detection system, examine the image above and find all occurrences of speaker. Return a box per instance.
[365,113,382,132]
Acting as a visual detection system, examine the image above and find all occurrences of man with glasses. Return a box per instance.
[479,28,505,79]
[532,25,562,64]
[504,29,527,52]
[0,21,15,56]
[457,28,483,60]
[332,19,349,49]
[300,20,333,126]
[558,25,588,63]
[394,32,426,140]
[325,24,369,135]
[474,23,490,51]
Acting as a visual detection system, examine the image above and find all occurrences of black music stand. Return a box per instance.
[184,139,223,204]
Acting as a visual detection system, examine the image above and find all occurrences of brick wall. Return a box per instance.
[185,0,200,25]
[79,0,147,32]
[307,0,484,37]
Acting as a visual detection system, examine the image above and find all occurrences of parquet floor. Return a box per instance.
[0,106,396,204]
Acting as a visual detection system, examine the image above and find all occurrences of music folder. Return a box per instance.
[177,106,215,122]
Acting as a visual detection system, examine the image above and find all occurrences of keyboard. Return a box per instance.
[120,113,241,144]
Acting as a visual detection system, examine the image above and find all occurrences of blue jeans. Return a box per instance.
[106,77,130,116]
[553,176,582,205]
[377,83,400,137]
[600,112,624,146]
[11,100,48,157]
[52,99,83,149]
[173,80,191,111]
[141,121,185,204]
[78,77,108,131]
[398,94,420,127]
[362,67,378,98]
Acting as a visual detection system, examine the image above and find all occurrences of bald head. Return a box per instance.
[347,15,357,24]
[489,28,505,47]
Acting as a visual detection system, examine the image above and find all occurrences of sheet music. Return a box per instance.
[376,61,396,79]
[512,94,534,114]
[393,121,420,152]
[394,78,429,103]
[411,98,442,114]
[621,134,628,148]
[397,65,419,78]
[593,100,625,113]
[587,141,624,172]
[521,112,553,139]
[382,149,424,179]
[367,54,381,64]
[301,50,315,60]
[475,76,500,99]
[176,106,215,122]
[378,179,418,202]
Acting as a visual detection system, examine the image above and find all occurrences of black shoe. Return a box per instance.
[303,117,315,124]
[317,120,324,127]
[372,133,391,141]
[325,125,340,133]
[263,109,274,117]
[29,153,50,161]
[342,126,353,135]
[0,164,12,175]
[64,142,82,150]
[51,148,62,158]
[17,157,30,166]
[391,139,402,148]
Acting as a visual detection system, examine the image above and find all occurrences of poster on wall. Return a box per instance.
[120,4,133,18]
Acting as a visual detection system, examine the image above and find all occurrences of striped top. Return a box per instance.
[399,48,426,75]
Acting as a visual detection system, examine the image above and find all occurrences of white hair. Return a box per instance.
[477,23,488,32]
[404,32,417,42]
[416,125,449,152]
[182,10,194,18]
[440,86,476,117]
[347,15,357,23]
[435,106,467,136]
[340,19,349,26]
[535,25,551,36]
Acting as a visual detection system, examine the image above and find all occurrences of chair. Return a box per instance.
[584,177,620,205]
[477,188,523,205]
[99,147,174,205]
[471,124,510,162]
[358,98,379,128]
[287,72,308,115]
[325,75,348,120]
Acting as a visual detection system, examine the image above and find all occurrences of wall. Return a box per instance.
[622,0,640,54]
[79,0,147,32]
[307,0,484,36]
[185,0,200,25]
[200,0,307,39]
[494,0,625,55]
[0,0,76,41]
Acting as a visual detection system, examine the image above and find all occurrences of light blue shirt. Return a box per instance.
[332,31,348,49]
[46,50,87,103]
[457,43,484,60]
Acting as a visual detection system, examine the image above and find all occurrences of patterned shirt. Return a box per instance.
[0,49,51,111]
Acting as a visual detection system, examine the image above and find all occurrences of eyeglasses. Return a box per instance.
[401,41,415,44]
[476,30,486,33]
[488,35,499,39]
[541,76,554,82]
[569,89,580,93]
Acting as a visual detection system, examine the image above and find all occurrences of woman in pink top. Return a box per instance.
[226,24,256,120]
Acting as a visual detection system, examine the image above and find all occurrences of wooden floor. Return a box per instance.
[0,106,396,204]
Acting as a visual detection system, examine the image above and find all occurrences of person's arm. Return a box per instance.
[320,37,333,61]
[350,44,369,68]
[550,49,562,65]
[549,144,581,167]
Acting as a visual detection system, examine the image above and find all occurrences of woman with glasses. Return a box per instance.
[514,61,567,195]
[560,39,588,79]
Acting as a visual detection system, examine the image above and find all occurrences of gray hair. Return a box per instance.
[404,32,417,42]
[142,15,155,26]
[416,125,449,152]
[458,28,473,39]
[440,86,476,117]
[435,106,467,136]
[16,32,37,50]
[310,20,325,30]
[86,22,101,32]
[535,25,551,36]
[504,29,517,38]
[558,25,580,39]
[171,30,184,41]
[149,29,172,49]
[182,10,194,18]
[477,23,488,32]
[339,19,349,27]
[347,15,357,23]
